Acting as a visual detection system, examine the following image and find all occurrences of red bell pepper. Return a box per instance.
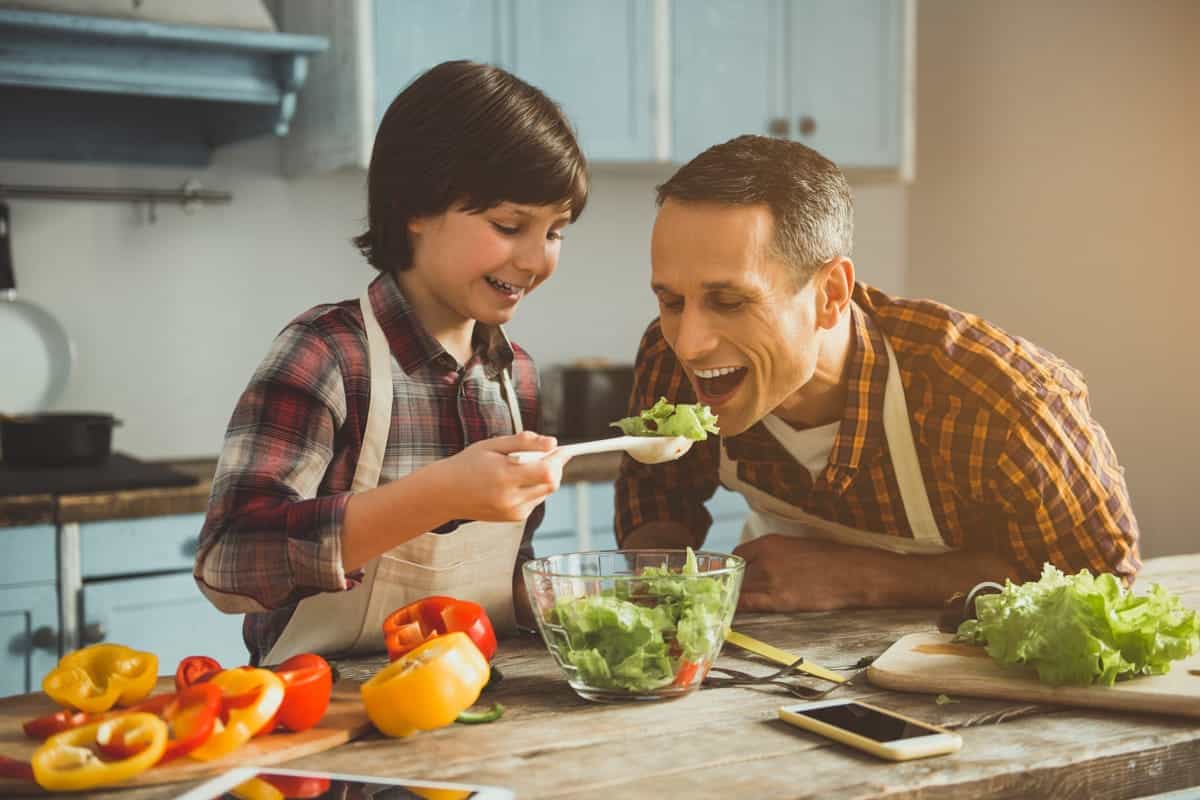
[175,655,222,692]
[260,773,333,798]
[0,756,35,781]
[96,683,222,764]
[238,654,333,737]
[21,708,95,740]
[383,596,497,662]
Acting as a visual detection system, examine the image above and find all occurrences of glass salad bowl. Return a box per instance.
[522,549,745,702]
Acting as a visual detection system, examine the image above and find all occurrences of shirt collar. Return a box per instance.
[367,272,515,375]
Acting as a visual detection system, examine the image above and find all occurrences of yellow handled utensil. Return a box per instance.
[724,629,847,685]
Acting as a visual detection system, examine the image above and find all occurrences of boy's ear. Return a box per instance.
[406,216,425,236]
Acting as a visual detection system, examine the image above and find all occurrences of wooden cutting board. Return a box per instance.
[0,676,373,793]
[867,632,1200,719]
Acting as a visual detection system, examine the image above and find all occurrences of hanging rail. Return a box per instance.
[0,181,232,206]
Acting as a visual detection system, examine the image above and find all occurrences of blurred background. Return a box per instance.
[2,0,1197,563]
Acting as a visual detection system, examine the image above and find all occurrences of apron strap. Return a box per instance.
[879,335,943,544]
[354,291,394,492]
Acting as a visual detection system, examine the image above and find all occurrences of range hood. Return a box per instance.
[0,8,327,166]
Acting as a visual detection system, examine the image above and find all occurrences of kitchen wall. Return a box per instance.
[0,147,905,462]
[909,0,1200,557]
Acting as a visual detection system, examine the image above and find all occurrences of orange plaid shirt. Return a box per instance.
[615,283,1141,583]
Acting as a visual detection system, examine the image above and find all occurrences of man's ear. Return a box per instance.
[816,257,855,330]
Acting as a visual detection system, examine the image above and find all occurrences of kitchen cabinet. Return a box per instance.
[280,0,657,174]
[0,525,59,696]
[67,513,248,669]
[672,0,911,172]
[281,0,911,178]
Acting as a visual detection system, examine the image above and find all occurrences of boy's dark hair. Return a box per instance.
[354,60,589,272]
[656,135,853,286]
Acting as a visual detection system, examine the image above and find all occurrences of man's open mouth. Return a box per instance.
[693,366,747,402]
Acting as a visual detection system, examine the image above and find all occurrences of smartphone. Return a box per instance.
[174,767,514,800]
[779,699,963,761]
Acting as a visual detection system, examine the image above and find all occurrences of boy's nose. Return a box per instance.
[513,239,553,277]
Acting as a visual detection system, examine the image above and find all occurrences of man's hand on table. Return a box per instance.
[733,533,1027,612]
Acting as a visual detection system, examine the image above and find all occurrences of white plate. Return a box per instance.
[0,295,75,413]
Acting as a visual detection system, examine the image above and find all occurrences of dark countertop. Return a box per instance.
[0,452,624,528]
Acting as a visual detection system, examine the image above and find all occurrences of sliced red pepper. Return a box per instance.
[672,659,710,689]
[175,655,223,692]
[260,773,333,798]
[0,755,35,781]
[271,654,332,733]
[22,708,95,740]
[96,683,222,764]
[383,596,497,662]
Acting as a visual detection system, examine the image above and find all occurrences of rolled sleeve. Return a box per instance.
[195,323,355,613]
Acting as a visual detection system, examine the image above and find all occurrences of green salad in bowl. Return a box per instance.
[523,548,744,702]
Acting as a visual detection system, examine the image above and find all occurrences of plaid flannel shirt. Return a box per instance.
[615,283,1140,583]
[194,272,542,662]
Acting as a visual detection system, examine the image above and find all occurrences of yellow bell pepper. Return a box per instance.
[31,712,167,791]
[188,668,285,761]
[42,644,158,713]
[230,776,285,800]
[360,631,490,738]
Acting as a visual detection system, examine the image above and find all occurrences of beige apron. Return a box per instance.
[263,291,527,664]
[720,335,955,555]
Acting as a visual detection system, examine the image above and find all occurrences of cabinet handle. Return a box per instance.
[767,117,790,137]
[81,623,107,645]
[797,115,817,137]
[31,626,58,651]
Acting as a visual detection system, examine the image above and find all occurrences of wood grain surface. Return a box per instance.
[868,631,1200,717]
[0,676,371,794]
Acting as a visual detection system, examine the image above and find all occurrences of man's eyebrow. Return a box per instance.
[650,282,677,294]
[700,281,751,292]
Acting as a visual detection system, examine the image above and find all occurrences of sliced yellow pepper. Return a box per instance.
[42,643,158,713]
[188,668,285,761]
[230,776,285,800]
[31,712,167,791]
[360,631,489,738]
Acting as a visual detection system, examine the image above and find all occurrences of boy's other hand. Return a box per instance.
[437,431,569,523]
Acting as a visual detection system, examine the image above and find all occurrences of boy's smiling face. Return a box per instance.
[405,201,572,328]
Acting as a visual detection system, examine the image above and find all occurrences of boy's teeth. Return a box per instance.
[695,367,741,378]
[486,276,519,293]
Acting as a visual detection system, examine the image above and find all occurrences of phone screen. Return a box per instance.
[791,703,940,742]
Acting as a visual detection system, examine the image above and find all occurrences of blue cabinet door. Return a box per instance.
[372,0,509,129]
[510,0,655,161]
[0,583,60,697]
[671,0,782,163]
[789,0,904,168]
[80,572,249,672]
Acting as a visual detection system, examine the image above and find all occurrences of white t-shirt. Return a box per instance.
[763,414,839,481]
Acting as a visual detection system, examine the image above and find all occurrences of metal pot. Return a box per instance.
[0,412,122,467]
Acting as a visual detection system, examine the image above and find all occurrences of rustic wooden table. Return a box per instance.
[106,555,1200,799]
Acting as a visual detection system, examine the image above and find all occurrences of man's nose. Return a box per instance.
[671,306,718,362]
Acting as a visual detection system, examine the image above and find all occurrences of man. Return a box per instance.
[615,135,1139,612]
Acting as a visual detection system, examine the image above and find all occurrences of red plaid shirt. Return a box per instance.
[195,273,542,662]
[615,283,1140,583]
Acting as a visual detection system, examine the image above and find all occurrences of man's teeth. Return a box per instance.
[694,367,742,379]
[485,276,520,293]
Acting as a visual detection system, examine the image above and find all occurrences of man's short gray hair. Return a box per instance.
[656,135,853,285]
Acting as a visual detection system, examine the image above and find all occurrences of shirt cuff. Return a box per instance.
[285,491,353,593]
